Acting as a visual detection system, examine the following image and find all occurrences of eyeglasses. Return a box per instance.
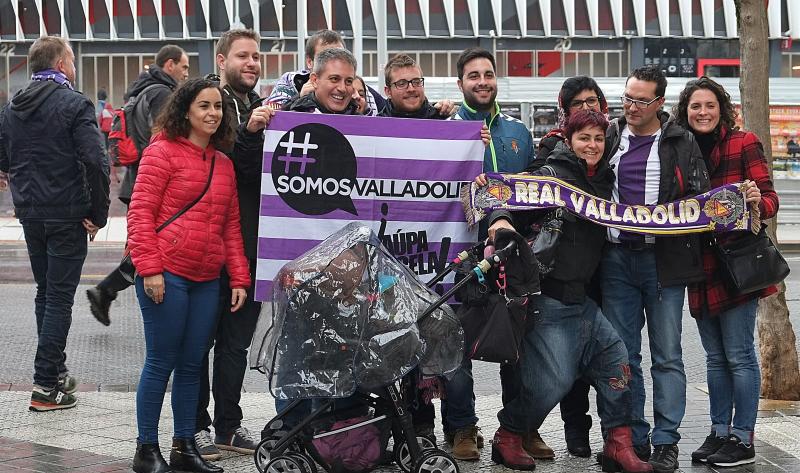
[391,77,425,89]
[620,95,662,108]
[569,96,600,109]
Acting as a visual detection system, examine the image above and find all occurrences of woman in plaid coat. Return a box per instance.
[673,77,779,468]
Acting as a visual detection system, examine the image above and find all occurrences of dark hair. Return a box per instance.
[97,88,108,101]
[216,29,260,57]
[155,44,186,68]
[627,65,667,98]
[673,76,737,133]
[456,48,496,80]
[305,29,343,61]
[28,36,69,73]
[556,76,608,128]
[354,75,367,93]
[384,53,418,86]
[153,78,233,150]
[564,110,609,142]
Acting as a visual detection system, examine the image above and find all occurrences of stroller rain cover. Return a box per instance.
[250,222,465,400]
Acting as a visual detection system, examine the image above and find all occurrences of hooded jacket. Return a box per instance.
[605,111,710,286]
[454,101,535,173]
[0,80,110,227]
[118,65,177,204]
[126,133,250,288]
[490,143,615,304]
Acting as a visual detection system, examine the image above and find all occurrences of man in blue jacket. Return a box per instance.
[0,36,110,412]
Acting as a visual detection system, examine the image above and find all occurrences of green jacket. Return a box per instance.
[454,101,535,173]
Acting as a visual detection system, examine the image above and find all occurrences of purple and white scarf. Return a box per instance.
[31,68,74,90]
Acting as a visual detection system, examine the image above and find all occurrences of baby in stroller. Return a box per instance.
[249,223,466,473]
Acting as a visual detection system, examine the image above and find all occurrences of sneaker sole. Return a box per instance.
[710,457,755,467]
[29,400,77,412]
[215,444,255,455]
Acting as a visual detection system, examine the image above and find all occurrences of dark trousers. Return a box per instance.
[196,261,261,435]
[22,221,87,390]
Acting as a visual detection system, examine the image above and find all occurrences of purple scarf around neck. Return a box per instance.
[31,68,74,90]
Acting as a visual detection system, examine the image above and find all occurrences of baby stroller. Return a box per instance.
[249,223,466,473]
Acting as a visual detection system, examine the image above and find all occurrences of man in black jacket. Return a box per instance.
[600,65,708,473]
[86,44,188,326]
[194,29,264,461]
[0,36,110,411]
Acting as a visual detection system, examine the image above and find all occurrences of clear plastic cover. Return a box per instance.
[250,222,464,399]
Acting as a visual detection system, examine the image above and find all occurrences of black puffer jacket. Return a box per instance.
[378,100,444,120]
[118,66,176,204]
[605,111,710,286]
[489,143,614,305]
[0,80,110,227]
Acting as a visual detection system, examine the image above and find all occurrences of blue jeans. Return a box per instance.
[135,272,220,444]
[601,245,686,446]
[497,295,631,434]
[22,221,87,390]
[695,298,760,443]
[441,358,479,432]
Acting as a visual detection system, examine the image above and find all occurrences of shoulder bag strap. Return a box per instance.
[155,151,216,233]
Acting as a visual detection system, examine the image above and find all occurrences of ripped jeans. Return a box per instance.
[497,295,631,434]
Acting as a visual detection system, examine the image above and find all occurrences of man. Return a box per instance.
[193,29,264,461]
[267,29,385,114]
[449,47,545,462]
[600,65,708,473]
[0,36,110,411]
[86,44,189,325]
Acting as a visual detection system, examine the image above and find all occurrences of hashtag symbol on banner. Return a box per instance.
[278,131,319,175]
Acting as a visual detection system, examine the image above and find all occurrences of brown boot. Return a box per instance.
[600,426,653,473]
[491,427,536,470]
[451,425,480,461]
[522,430,555,459]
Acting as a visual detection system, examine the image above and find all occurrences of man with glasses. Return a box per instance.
[600,65,708,473]
[379,53,454,119]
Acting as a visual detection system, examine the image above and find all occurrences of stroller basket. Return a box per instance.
[249,222,465,400]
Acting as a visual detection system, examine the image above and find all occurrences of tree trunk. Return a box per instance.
[736,0,800,400]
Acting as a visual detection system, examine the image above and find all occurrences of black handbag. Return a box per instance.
[116,152,217,283]
[715,225,790,295]
[531,207,564,275]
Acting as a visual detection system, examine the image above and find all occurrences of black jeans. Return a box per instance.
[197,261,261,435]
[22,221,87,390]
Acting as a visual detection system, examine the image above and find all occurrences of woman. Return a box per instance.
[477,110,651,473]
[674,77,778,467]
[353,75,370,115]
[127,78,250,473]
[537,75,608,159]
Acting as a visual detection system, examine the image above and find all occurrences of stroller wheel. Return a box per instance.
[255,430,300,473]
[413,449,459,473]
[264,455,309,473]
[286,452,317,473]
[394,436,436,472]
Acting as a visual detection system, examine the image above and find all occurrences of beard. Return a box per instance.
[465,87,497,110]
[225,69,258,94]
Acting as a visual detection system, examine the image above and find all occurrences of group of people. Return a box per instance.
[0,26,778,473]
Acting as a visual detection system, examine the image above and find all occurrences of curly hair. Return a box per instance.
[152,78,234,150]
[564,109,609,142]
[672,76,738,133]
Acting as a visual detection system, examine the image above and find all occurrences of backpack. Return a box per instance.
[108,84,166,166]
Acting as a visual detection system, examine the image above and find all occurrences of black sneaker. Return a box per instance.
[706,435,755,467]
[87,287,115,326]
[691,432,727,463]
[29,386,77,412]
[215,426,259,454]
[194,430,222,461]
[649,443,679,472]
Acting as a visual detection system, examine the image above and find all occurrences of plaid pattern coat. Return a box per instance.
[688,127,779,318]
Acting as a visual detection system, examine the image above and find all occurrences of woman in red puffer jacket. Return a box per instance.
[127,78,249,473]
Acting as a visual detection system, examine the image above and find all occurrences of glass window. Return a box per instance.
[188,55,199,80]
[551,0,568,36]
[265,55,280,80]
[20,0,40,38]
[593,52,607,77]
[507,51,532,77]
[430,0,450,36]
[564,52,577,77]
[282,54,296,76]
[260,0,280,37]
[43,0,62,37]
[65,0,87,38]
[419,53,433,76]
[501,0,521,36]
[454,0,473,36]
[138,0,159,39]
[645,0,660,35]
[669,0,682,36]
[96,57,110,102]
[308,0,327,31]
[578,52,591,76]
[598,0,614,36]
[608,51,621,77]
[434,53,448,77]
[162,0,183,37]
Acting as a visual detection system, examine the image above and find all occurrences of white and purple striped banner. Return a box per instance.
[255,111,484,301]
